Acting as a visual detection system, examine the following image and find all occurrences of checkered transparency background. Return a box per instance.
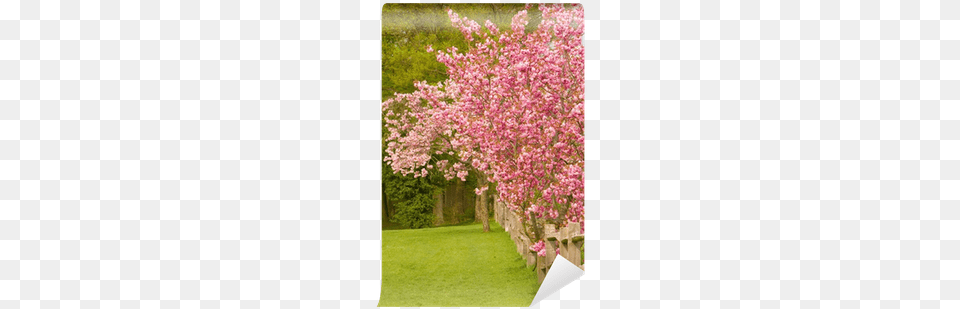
[1,0,958,308]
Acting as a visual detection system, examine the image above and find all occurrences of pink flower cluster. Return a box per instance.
[530,239,547,257]
[438,4,585,233]
[383,4,585,250]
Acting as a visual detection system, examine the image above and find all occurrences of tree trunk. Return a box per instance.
[476,178,490,232]
[433,190,444,226]
[475,193,482,222]
[474,185,482,223]
[486,189,495,222]
[446,183,453,223]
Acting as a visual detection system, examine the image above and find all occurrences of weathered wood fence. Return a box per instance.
[493,200,584,283]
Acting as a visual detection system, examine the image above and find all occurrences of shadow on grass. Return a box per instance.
[382,219,481,231]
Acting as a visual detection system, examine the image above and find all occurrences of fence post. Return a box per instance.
[544,224,559,267]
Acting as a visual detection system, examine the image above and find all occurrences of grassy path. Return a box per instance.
[378,221,540,307]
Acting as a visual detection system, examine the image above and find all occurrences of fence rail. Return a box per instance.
[493,200,584,283]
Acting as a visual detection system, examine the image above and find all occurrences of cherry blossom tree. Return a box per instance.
[383,4,584,250]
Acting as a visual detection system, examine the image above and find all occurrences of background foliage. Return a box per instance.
[381,4,539,101]
[382,165,441,229]
[381,4,538,229]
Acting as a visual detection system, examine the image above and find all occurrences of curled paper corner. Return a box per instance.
[529,254,584,306]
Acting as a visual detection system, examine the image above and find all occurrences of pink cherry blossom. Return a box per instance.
[530,239,547,257]
[383,4,584,248]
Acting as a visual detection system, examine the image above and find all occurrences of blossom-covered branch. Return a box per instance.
[383,4,584,253]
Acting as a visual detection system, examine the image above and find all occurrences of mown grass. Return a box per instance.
[378,221,539,307]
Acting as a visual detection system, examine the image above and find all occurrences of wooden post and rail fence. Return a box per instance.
[493,199,584,283]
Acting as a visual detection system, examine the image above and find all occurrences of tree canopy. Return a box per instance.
[383,4,584,253]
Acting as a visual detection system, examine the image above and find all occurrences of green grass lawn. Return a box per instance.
[379,221,540,307]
